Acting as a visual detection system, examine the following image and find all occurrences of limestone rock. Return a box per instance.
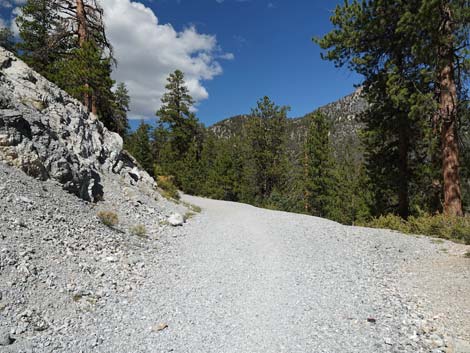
[0,47,156,202]
[168,213,184,227]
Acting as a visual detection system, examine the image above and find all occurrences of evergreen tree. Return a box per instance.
[201,134,243,201]
[303,113,337,218]
[177,140,203,194]
[52,41,116,127]
[125,121,154,175]
[111,82,131,137]
[16,0,115,114]
[333,139,371,224]
[16,0,70,77]
[244,96,290,204]
[316,0,470,217]
[156,70,199,162]
[152,124,173,174]
[413,0,470,216]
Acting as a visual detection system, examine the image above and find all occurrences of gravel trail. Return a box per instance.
[94,195,469,353]
[2,175,469,353]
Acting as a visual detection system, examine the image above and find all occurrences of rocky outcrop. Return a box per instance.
[0,47,155,201]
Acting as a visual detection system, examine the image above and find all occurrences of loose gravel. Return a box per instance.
[1,164,469,353]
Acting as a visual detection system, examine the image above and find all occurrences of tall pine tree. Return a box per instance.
[244,96,290,205]
[303,113,337,218]
[316,0,470,217]
[156,70,199,163]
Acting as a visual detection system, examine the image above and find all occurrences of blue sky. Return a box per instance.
[1,0,361,128]
[147,0,359,125]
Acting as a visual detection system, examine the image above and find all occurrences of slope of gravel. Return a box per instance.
[0,162,186,352]
[1,166,469,353]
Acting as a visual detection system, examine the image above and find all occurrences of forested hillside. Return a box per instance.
[210,88,366,161]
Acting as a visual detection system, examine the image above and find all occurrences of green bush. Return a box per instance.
[361,214,410,233]
[130,224,147,238]
[360,213,470,244]
[97,211,119,227]
[156,175,180,200]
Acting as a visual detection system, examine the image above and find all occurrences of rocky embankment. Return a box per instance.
[0,47,190,351]
[0,162,189,352]
[0,47,155,202]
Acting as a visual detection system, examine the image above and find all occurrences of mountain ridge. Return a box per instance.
[209,88,367,157]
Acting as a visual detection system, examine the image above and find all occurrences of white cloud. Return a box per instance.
[9,6,21,35]
[101,0,233,119]
[219,52,235,60]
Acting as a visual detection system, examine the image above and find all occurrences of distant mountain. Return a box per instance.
[209,88,367,158]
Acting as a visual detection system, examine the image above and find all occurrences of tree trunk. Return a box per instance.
[303,149,310,213]
[91,93,98,115]
[439,4,463,216]
[76,0,87,45]
[76,0,92,112]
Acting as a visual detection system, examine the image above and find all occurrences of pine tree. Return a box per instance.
[333,139,371,224]
[153,70,206,192]
[316,0,470,217]
[201,134,243,201]
[413,0,470,216]
[16,0,115,115]
[244,96,290,204]
[111,82,131,137]
[177,140,202,194]
[52,40,115,122]
[156,70,198,162]
[16,0,70,77]
[303,113,337,218]
[152,124,172,174]
[125,121,154,175]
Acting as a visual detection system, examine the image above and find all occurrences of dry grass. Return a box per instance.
[360,213,470,245]
[97,211,119,227]
[130,224,147,238]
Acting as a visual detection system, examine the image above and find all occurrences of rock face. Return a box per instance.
[0,47,154,201]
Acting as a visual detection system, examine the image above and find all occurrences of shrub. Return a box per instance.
[361,214,410,233]
[97,211,119,227]
[156,175,180,200]
[361,213,470,244]
[130,224,147,238]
